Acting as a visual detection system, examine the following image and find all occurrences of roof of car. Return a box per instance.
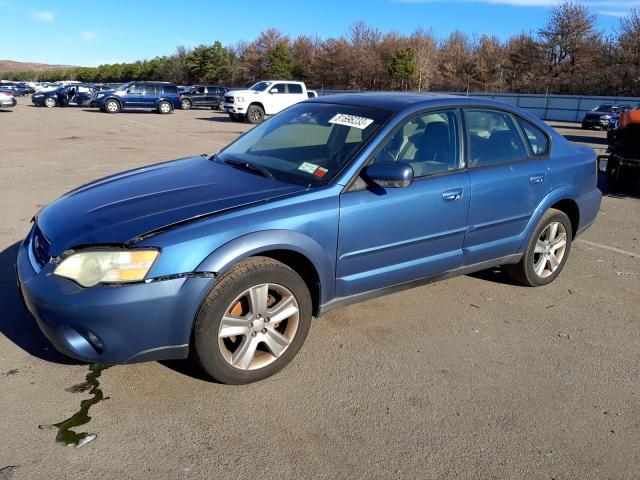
[310,92,493,112]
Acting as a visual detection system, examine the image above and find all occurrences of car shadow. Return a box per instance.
[597,171,640,199]
[0,109,13,112]
[158,359,218,383]
[195,116,238,123]
[81,109,166,115]
[0,241,84,365]
[467,266,523,286]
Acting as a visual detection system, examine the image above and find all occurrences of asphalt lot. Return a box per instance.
[1,102,639,480]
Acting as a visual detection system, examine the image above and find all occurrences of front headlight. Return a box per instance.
[53,249,159,287]
[236,96,244,103]
[97,93,105,98]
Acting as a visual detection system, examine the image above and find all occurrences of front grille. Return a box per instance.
[31,224,51,267]
[224,95,234,104]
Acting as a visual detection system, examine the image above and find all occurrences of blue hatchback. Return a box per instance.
[17,93,601,383]
[95,81,182,114]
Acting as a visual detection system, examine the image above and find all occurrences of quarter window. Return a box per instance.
[517,117,549,156]
[373,110,461,178]
[465,109,529,168]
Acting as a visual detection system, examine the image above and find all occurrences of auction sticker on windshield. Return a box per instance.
[298,162,320,174]
[329,113,374,130]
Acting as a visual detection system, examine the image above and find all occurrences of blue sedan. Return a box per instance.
[17,93,601,383]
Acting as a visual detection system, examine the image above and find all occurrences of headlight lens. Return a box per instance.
[53,250,159,287]
[236,96,244,102]
[97,93,105,98]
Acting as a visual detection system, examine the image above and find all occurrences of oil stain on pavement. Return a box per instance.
[39,364,110,448]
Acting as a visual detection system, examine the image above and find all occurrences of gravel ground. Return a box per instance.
[0,103,639,480]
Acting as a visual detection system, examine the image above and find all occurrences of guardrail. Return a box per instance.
[314,89,640,122]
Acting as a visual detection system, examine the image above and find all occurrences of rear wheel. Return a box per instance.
[192,257,312,384]
[505,209,572,287]
[247,104,265,124]
[217,98,224,110]
[157,101,172,114]
[104,99,121,113]
[44,97,56,108]
[181,99,192,110]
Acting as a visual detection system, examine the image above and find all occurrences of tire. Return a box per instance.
[44,97,56,108]
[104,99,121,113]
[247,104,265,124]
[217,99,224,110]
[157,101,172,114]
[181,99,192,110]
[192,256,312,384]
[505,208,572,287]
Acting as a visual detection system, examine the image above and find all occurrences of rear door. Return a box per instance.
[462,108,551,264]
[142,84,158,107]
[193,86,207,106]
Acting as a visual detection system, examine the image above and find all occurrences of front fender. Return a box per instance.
[195,229,335,304]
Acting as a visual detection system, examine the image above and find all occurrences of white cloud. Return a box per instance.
[30,10,54,22]
[597,9,628,15]
[81,31,96,41]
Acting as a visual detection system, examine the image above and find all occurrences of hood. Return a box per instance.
[227,89,260,97]
[36,156,306,256]
[585,111,611,118]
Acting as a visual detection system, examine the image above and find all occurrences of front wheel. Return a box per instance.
[44,97,56,108]
[192,257,312,384]
[104,99,121,113]
[505,209,572,287]
[181,99,192,110]
[246,104,265,124]
[217,98,224,110]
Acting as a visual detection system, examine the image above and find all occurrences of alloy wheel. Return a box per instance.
[217,283,299,371]
[532,221,567,278]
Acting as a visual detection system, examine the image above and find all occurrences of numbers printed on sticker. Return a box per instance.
[329,113,374,130]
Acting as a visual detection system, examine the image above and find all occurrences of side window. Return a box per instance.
[270,84,287,94]
[144,84,158,95]
[288,83,303,94]
[128,83,143,94]
[465,109,528,168]
[373,110,461,178]
[162,85,177,94]
[196,86,206,94]
[517,117,549,156]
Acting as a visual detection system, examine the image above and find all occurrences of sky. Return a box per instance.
[0,0,638,67]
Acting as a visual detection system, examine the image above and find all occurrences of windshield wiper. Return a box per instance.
[222,158,275,180]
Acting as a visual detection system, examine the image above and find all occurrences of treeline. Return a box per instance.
[4,2,640,96]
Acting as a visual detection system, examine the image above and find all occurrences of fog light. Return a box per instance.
[86,331,104,353]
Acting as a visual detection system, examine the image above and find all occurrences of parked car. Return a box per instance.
[223,80,308,124]
[581,104,625,130]
[0,91,17,108]
[606,104,634,144]
[180,85,231,110]
[0,82,28,96]
[16,93,601,384]
[31,84,95,107]
[95,81,182,114]
[307,90,318,99]
[0,85,20,97]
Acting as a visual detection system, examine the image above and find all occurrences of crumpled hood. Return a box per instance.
[37,155,305,256]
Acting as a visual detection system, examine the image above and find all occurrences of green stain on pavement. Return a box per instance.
[40,364,110,448]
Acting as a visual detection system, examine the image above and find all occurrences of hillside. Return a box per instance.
[0,60,77,73]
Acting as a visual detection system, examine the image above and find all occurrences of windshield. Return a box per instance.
[592,104,614,112]
[216,102,394,186]
[116,82,134,92]
[249,81,273,92]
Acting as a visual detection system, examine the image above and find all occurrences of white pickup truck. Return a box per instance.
[223,80,314,124]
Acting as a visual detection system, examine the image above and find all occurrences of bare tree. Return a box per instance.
[410,28,438,91]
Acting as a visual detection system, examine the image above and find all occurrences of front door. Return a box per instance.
[336,109,470,298]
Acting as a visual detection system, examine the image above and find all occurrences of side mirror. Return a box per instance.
[362,161,414,189]
[270,88,279,94]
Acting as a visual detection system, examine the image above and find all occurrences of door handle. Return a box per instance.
[442,188,464,202]
[529,174,545,185]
